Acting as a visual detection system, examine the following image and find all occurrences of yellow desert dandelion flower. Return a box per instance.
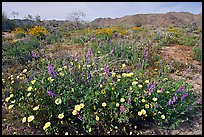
[22,69,27,73]
[111,72,116,77]
[80,103,85,109]
[72,110,77,115]
[58,68,63,72]
[10,94,14,98]
[116,103,120,107]
[59,72,64,77]
[141,109,146,115]
[75,105,81,111]
[122,64,126,68]
[11,80,14,84]
[43,122,51,130]
[117,79,121,82]
[101,89,106,94]
[58,113,64,119]
[27,86,33,91]
[33,105,40,111]
[138,111,142,116]
[5,97,11,102]
[138,84,143,89]
[8,104,14,109]
[65,132,69,135]
[145,80,149,84]
[102,102,107,107]
[27,93,31,97]
[95,115,99,121]
[22,117,26,123]
[161,115,165,119]
[132,81,138,86]
[120,98,125,103]
[55,98,62,105]
[152,98,158,102]
[63,66,67,69]
[31,79,36,84]
[141,99,146,103]
[145,104,149,109]
[27,115,34,122]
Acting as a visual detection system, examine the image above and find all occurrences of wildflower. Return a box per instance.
[122,64,126,68]
[48,64,57,78]
[5,97,11,102]
[80,103,85,109]
[27,115,34,122]
[47,90,56,97]
[87,65,91,68]
[141,109,146,115]
[128,98,131,104]
[117,79,121,82]
[145,104,149,109]
[129,87,133,91]
[8,104,14,109]
[57,68,63,72]
[102,102,107,107]
[27,86,33,91]
[47,77,54,82]
[11,80,14,84]
[10,94,14,98]
[157,90,162,93]
[116,75,121,78]
[86,49,93,58]
[55,98,62,105]
[104,66,111,77]
[145,80,149,84]
[195,98,202,104]
[122,73,127,77]
[31,51,37,59]
[138,111,142,116]
[63,66,67,69]
[88,128,92,132]
[152,98,158,102]
[120,98,125,103]
[22,69,27,73]
[141,99,146,103]
[120,105,125,112]
[181,92,188,101]
[72,110,77,115]
[163,78,168,81]
[111,72,116,77]
[65,132,69,135]
[138,84,143,89]
[75,105,81,111]
[112,87,115,90]
[132,81,138,86]
[101,89,106,94]
[27,93,31,97]
[116,103,120,107]
[43,122,51,130]
[33,105,39,111]
[161,115,165,119]
[59,72,64,77]
[95,115,99,121]
[22,117,26,123]
[177,85,184,93]
[11,100,15,103]
[58,113,64,119]
[137,62,141,70]
[31,79,36,84]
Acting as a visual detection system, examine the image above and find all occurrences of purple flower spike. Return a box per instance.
[47,90,56,97]
[120,105,125,113]
[48,64,57,78]
[137,62,141,70]
[104,66,111,77]
[31,51,37,59]
[195,98,202,104]
[110,48,114,55]
[177,85,184,93]
[128,98,131,105]
[181,92,188,101]
[86,49,93,58]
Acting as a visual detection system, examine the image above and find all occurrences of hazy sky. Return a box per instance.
[2,2,202,21]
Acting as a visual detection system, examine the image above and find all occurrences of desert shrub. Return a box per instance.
[27,26,49,40]
[192,46,202,62]
[2,37,40,64]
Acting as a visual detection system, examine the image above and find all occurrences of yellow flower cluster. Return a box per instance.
[131,26,142,31]
[27,26,49,36]
[72,103,85,115]
[12,28,25,35]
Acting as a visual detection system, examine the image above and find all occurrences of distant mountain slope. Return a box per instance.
[91,12,202,27]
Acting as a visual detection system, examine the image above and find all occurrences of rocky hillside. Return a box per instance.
[91,12,202,27]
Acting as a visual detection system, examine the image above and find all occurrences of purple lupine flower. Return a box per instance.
[167,99,173,106]
[120,105,125,113]
[137,62,141,70]
[31,51,37,59]
[182,68,190,78]
[127,98,131,105]
[195,98,202,104]
[78,114,83,121]
[154,102,159,108]
[104,66,111,77]
[109,48,114,55]
[48,64,57,78]
[143,48,148,61]
[192,75,200,81]
[181,92,188,101]
[86,49,93,58]
[177,85,184,93]
[146,83,156,95]
[172,95,178,102]
[47,90,56,97]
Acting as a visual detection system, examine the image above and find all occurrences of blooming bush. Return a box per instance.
[27,26,49,39]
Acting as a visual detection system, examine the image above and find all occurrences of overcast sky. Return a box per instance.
[2,2,202,21]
